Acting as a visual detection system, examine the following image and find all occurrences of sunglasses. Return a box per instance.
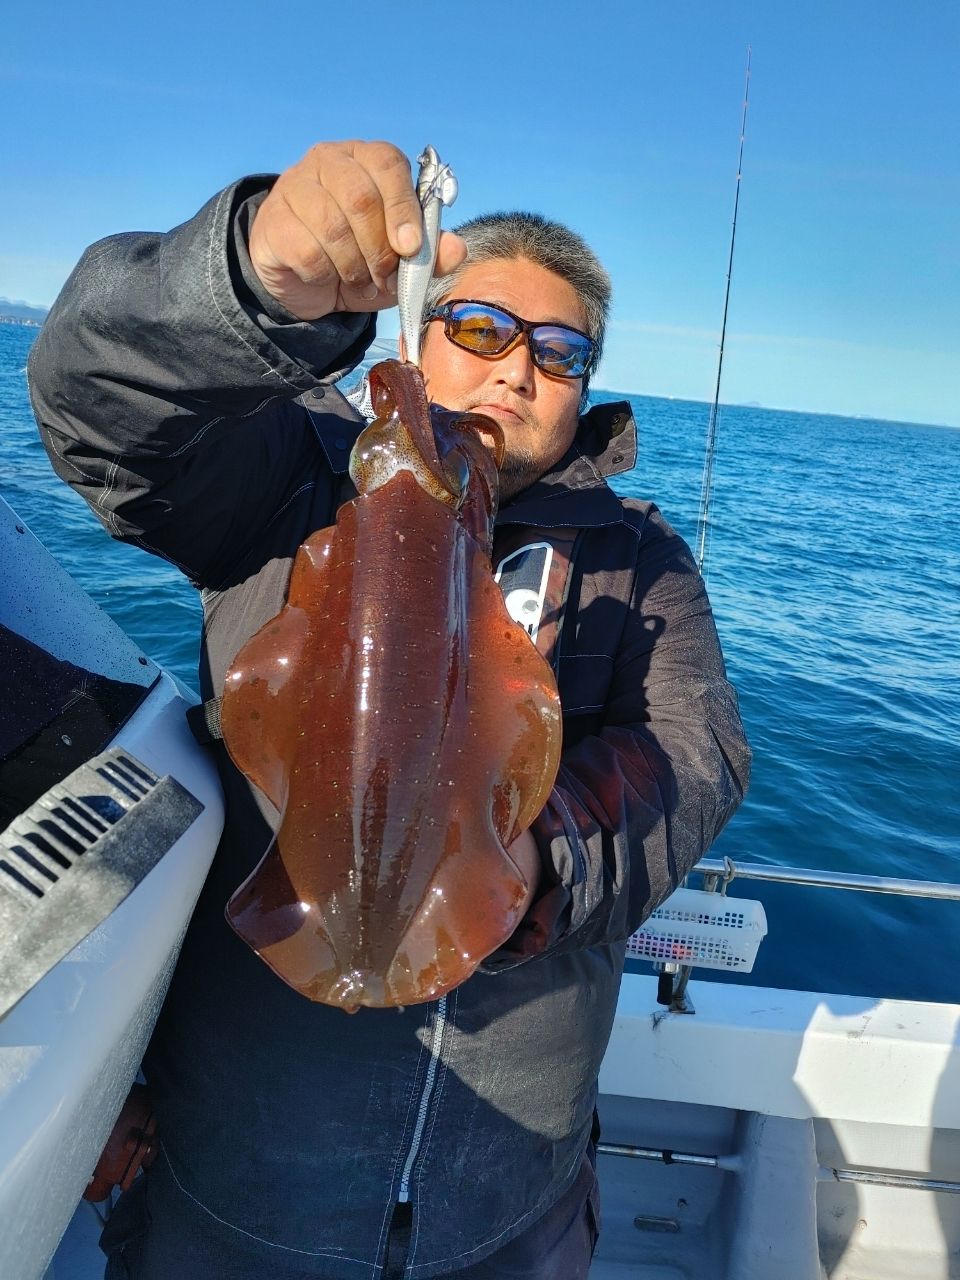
[425,300,595,380]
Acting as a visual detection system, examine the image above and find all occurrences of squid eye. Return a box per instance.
[442,450,469,497]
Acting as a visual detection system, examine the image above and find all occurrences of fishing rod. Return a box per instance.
[694,46,752,577]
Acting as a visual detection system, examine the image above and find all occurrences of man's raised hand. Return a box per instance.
[248,141,467,320]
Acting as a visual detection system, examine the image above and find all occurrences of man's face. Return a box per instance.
[419,257,586,502]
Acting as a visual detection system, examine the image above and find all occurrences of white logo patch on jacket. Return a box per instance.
[494,543,553,643]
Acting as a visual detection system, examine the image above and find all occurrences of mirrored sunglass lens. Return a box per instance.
[531,328,592,377]
[448,305,517,354]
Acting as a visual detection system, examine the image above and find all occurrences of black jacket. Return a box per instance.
[29,178,751,1278]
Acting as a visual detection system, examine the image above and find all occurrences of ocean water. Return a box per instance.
[2,322,958,1003]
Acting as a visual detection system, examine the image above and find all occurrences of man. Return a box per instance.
[29,141,750,1279]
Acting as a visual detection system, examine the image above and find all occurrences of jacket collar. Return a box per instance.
[496,398,636,530]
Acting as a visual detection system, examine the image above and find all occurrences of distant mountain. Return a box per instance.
[0,297,49,322]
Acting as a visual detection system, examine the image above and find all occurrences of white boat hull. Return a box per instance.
[0,674,223,1280]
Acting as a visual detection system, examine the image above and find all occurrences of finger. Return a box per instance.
[336,229,467,311]
[278,167,383,299]
[256,206,399,318]
[259,192,340,286]
[336,279,400,313]
[311,149,402,291]
[352,140,425,258]
[250,195,344,318]
[435,231,468,278]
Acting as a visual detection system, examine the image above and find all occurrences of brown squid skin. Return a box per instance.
[221,361,562,1011]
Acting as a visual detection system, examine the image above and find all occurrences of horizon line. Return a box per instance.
[589,385,960,433]
[2,309,955,432]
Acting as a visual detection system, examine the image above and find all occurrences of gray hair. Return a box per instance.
[423,211,611,409]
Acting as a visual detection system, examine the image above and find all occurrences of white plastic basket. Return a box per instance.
[625,887,768,974]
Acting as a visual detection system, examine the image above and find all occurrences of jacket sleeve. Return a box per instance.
[485,508,751,966]
[27,177,374,589]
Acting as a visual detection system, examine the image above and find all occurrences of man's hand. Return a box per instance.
[508,828,542,915]
[248,141,467,321]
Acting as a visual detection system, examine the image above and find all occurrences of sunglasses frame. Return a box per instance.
[425,299,595,380]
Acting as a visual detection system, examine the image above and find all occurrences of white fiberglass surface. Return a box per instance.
[1,675,223,1280]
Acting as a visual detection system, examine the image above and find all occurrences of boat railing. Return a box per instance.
[693,856,960,901]
[640,856,960,1013]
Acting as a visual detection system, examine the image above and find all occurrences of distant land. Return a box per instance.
[0,298,49,326]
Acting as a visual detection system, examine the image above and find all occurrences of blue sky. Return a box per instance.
[2,1,958,425]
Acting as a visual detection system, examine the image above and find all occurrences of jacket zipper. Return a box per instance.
[397,994,447,1203]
